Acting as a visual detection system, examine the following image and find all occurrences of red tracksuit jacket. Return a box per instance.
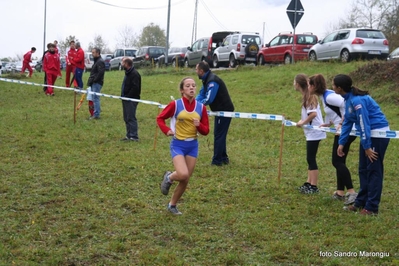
[43,52,61,75]
[23,51,32,64]
[71,48,85,69]
[66,48,77,65]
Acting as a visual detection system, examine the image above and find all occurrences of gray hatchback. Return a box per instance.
[308,28,389,62]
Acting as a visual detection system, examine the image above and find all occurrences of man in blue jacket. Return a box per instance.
[196,61,234,166]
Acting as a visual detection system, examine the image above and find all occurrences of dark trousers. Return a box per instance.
[43,72,47,91]
[306,140,320,170]
[74,67,84,89]
[355,137,390,212]
[333,135,357,190]
[122,100,139,139]
[212,116,232,165]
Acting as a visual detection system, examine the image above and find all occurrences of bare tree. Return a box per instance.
[88,34,111,53]
[115,25,138,48]
[59,36,79,55]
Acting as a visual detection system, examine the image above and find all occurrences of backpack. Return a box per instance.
[323,90,342,118]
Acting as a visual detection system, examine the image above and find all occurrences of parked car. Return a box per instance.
[85,52,94,72]
[308,28,389,62]
[4,63,17,73]
[387,47,399,61]
[213,32,262,68]
[257,32,317,65]
[109,48,137,70]
[184,31,233,67]
[133,46,166,68]
[101,53,113,70]
[156,47,188,67]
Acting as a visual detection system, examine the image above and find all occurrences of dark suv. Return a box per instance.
[184,31,233,67]
[133,46,166,68]
[257,32,318,65]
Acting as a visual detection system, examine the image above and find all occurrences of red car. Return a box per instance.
[257,32,318,65]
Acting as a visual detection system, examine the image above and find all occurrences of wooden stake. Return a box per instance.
[278,116,286,185]
[153,107,161,150]
[73,91,77,124]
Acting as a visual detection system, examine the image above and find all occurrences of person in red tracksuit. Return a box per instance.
[54,40,62,78]
[70,42,85,89]
[65,40,77,87]
[43,44,60,96]
[21,47,36,77]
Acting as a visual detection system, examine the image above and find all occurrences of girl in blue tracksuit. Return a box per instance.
[333,74,390,215]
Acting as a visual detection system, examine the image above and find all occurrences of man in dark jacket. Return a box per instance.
[120,57,141,141]
[87,47,105,119]
[196,61,234,166]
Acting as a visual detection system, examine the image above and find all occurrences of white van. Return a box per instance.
[85,52,94,72]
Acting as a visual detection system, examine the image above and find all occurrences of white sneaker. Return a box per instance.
[344,192,358,205]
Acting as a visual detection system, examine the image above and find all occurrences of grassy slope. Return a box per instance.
[0,61,398,265]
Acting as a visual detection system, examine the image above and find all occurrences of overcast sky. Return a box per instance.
[0,0,352,59]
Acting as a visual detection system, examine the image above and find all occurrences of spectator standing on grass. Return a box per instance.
[195,61,234,166]
[43,43,60,96]
[54,40,62,78]
[308,74,358,205]
[294,73,326,194]
[70,42,85,89]
[120,57,141,141]
[333,74,390,216]
[157,77,209,215]
[65,40,77,88]
[87,47,105,120]
[41,43,52,92]
[21,47,36,77]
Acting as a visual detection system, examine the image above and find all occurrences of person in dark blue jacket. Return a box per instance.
[333,74,390,215]
[195,61,234,166]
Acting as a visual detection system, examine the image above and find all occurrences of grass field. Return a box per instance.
[1,61,398,265]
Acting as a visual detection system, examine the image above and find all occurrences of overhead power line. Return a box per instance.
[199,0,229,30]
[91,0,188,10]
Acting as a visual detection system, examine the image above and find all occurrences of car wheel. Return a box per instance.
[118,64,122,71]
[184,59,189,68]
[284,54,292,64]
[213,55,220,68]
[309,51,317,61]
[258,56,265,66]
[172,59,176,68]
[229,54,237,68]
[340,49,351,63]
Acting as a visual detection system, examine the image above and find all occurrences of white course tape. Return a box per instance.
[0,78,161,106]
[1,77,397,138]
[284,120,399,139]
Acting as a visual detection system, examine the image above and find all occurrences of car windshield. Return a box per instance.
[241,35,262,45]
[356,30,385,39]
[125,50,136,57]
[149,47,166,56]
[297,35,317,45]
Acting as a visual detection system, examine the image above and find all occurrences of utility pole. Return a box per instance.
[165,0,171,64]
[191,0,198,45]
[43,0,47,56]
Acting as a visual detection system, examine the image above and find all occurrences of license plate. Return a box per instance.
[368,50,381,55]
[303,48,309,52]
[246,57,256,61]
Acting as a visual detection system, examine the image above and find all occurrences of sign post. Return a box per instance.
[286,0,304,63]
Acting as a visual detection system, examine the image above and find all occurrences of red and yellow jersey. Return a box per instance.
[157,97,209,140]
[171,99,203,140]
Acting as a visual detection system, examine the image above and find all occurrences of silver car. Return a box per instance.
[387,47,399,61]
[308,28,389,62]
[109,48,137,70]
[213,32,262,68]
